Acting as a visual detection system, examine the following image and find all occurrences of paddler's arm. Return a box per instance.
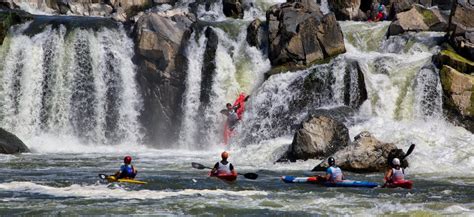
[210,162,219,175]
[384,169,392,183]
[229,163,237,176]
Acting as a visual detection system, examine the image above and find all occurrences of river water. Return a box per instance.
[0,1,474,215]
[0,145,472,215]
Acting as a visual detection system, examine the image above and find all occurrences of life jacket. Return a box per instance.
[327,166,343,182]
[391,168,404,182]
[217,161,232,175]
[120,164,135,177]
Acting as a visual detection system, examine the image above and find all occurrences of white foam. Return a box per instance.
[0,181,267,200]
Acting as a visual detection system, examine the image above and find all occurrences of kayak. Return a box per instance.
[281,176,378,188]
[209,172,238,182]
[99,174,147,185]
[384,180,413,189]
[223,93,247,145]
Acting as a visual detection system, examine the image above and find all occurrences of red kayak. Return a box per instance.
[223,93,247,145]
[385,180,413,189]
[209,172,237,182]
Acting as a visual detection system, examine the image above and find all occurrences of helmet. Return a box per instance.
[124,156,132,164]
[221,151,229,159]
[392,158,400,166]
[328,157,335,166]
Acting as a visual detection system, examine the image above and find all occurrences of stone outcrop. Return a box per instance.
[266,2,345,69]
[0,128,29,154]
[285,115,350,161]
[328,0,365,20]
[133,11,195,146]
[0,10,32,45]
[440,65,474,132]
[313,131,408,172]
[435,49,474,75]
[222,0,243,18]
[448,1,474,61]
[388,4,448,36]
[1,0,154,22]
[246,19,264,48]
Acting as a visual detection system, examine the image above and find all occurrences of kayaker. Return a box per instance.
[114,156,138,179]
[211,151,236,176]
[323,157,344,182]
[384,158,405,184]
[222,103,240,130]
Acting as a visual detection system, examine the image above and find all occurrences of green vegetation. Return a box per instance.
[439,50,474,74]
[417,7,439,27]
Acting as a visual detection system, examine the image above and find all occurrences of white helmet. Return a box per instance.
[392,158,400,166]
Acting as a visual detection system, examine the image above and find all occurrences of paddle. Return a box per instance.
[191,162,258,180]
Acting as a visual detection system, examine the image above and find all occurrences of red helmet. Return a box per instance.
[124,156,132,164]
[221,151,229,159]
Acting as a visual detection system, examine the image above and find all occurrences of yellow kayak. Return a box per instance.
[99,174,147,185]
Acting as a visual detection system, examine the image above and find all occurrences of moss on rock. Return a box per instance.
[437,50,474,75]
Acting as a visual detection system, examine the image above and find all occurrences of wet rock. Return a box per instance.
[440,65,474,132]
[222,0,243,18]
[313,131,407,172]
[285,115,350,161]
[388,4,448,36]
[448,1,474,61]
[266,2,345,69]
[133,11,195,146]
[0,10,33,45]
[328,0,361,20]
[200,27,218,108]
[0,128,29,154]
[246,19,262,48]
[434,49,474,75]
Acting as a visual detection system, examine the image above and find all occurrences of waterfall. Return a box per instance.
[0,23,142,146]
[179,25,270,148]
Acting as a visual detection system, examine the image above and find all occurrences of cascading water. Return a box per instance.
[179,24,270,148]
[0,21,142,148]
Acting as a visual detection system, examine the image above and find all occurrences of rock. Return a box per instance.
[222,0,243,18]
[266,2,345,69]
[286,115,350,161]
[133,11,195,146]
[435,49,474,75]
[246,19,262,48]
[386,0,415,20]
[313,131,407,172]
[440,65,474,132]
[199,27,218,108]
[432,0,453,10]
[0,10,33,45]
[0,128,29,154]
[328,0,361,20]
[388,4,448,36]
[448,1,474,61]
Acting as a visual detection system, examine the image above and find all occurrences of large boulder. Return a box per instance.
[285,115,350,161]
[133,11,195,146]
[328,0,363,20]
[222,0,243,18]
[388,4,448,36]
[440,65,474,132]
[313,131,408,172]
[266,2,345,69]
[0,128,29,154]
[448,1,474,61]
[435,49,474,75]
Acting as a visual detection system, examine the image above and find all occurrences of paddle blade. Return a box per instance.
[192,162,207,170]
[242,173,258,180]
[403,144,415,159]
[98,174,107,180]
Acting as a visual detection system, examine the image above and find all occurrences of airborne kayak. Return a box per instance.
[384,180,413,189]
[209,172,238,182]
[100,174,147,184]
[281,176,378,188]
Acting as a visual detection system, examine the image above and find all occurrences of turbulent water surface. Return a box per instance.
[0,2,473,216]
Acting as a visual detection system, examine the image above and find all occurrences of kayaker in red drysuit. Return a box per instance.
[384,158,405,183]
[211,151,236,176]
[114,156,138,179]
[221,94,250,144]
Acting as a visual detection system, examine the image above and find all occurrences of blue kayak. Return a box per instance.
[281,176,378,188]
